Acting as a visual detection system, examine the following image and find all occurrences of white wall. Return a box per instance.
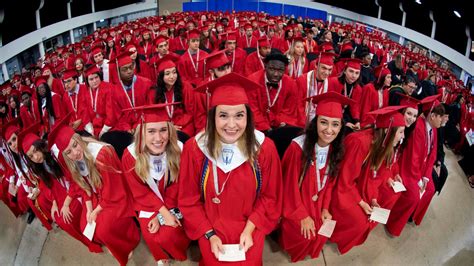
[263,0,474,75]
[0,1,157,64]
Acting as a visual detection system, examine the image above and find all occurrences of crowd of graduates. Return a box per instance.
[1,10,473,266]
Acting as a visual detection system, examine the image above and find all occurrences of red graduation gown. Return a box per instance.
[177,49,208,82]
[279,138,335,262]
[227,48,247,75]
[122,145,190,261]
[248,70,299,130]
[39,92,65,133]
[386,117,437,236]
[0,156,23,217]
[327,77,362,121]
[107,76,152,131]
[77,144,140,266]
[243,51,265,77]
[169,36,187,52]
[286,58,309,79]
[295,72,330,128]
[85,82,113,138]
[20,100,41,129]
[359,83,389,126]
[62,84,92,132]
[237,35,258,49]
[329,129,372,254]
[146,81,196,137]
[178,133,282,266]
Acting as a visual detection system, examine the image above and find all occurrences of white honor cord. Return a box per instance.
[315,146,329,192]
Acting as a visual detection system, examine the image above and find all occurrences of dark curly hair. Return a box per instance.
[153,70,184,109]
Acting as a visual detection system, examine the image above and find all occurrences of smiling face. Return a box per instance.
[316,115,342,147]
[215,104,247,144]
[316,63,333,81]
[163,67,177,88]
[145,122,169,155]
[64,137,84,161]
[403,107,418,127]
[393,126,406,146]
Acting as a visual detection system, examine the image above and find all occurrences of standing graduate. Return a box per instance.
[178,73,282,265]
[48,116,140,265]
[121,103,190,264]
[329,106,406,254]
[386,95,444,236]
[280,92,352,262]
[177,29,208,82]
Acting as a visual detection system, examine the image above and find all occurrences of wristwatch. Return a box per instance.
[204,230,216,240]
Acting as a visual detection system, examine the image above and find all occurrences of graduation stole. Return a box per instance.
[200,157,262,201]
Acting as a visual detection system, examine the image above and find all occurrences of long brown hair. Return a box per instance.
[24,139,63,188]
[300,116,345,186]
[201,105,260,164]
[132,122,181,183]
[367,127,400,171]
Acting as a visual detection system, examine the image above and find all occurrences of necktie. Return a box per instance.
[428,129,433,153]
[266,82,278,89]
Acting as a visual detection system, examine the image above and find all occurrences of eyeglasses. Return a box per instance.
[217,64,231,71]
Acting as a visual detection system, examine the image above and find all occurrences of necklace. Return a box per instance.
[312,145,329,201]
[211,162,233,204]
[265,79,283,113]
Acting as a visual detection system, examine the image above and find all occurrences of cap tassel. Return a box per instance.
[138,113,144,154]
[382,117,394,148]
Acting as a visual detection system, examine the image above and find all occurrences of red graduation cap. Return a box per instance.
[84,65,101,78]
[316,52,337,66]
[17,122,41,154]
[19,85,33,96]
[91,46,103,56]
[307,91,355,118]
[34,75,50,87]
[257,37,270,48]
[62,68,78,80]
[396,92,420,109]
[219,31,238,41]
[195,72,262,108]
[154,35,169,46]
[374,64,391,82]
[156,54,180,73]
[340,42,353,53]
[344,58,362,70]
[1,118,20,141]
[368,106,406,129]
[110,50,134,67]
[319,42,334,52]
[244,23,253,30]
[198,49,230,69]
[188,29,200,39]
[420,94,442,113]
[47,113,75,152]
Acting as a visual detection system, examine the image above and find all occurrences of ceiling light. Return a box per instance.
[415,0,422,4]
[453,10,461,18]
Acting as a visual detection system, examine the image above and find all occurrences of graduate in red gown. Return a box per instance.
[178,73,282,266]
[296,52,336,128]
[221,32,247,75]
[237,24,258,49]
[121,103,190,264]
[329,106,406,254]
[378,94,420,210]
[285,37,309,79]
[147,55,196,138]
[248,53,299,131]
[327,58,363,132]
[82,66,113,138]
[19,86,40,130]
[61,69,94,135]
[386,95,445,236]
[280,92,353,262]
[359,65,391,126]
[41,65,65,96]
[195,49,232,133]
[125,43,154,81]
[177,29,208,82]
[243,38,271,77]
[34,76,65,133]
[48,115,140,266]
[18,122,102,253]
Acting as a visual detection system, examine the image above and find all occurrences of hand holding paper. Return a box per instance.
[83,221,97,241]
[369,207,391,224]
[391,181,406,193]
[218,244,246,262]
[318,219,336,238]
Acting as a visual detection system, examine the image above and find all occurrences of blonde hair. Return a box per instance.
[62,134,105,196]
[132,122,181,184]
[286,40,306,77]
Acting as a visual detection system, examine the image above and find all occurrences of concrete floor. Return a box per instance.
[1,148,473,265]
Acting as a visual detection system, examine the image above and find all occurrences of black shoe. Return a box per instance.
[408,216,413,223]
[27,210,36,224]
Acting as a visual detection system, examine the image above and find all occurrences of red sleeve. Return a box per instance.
[351,84,362,120]
[248,71,271,131]
[178,140,213,240]
[400,120,425,182]
[248,138,283,234]
[273,77,299,127]
[121,149,164,212]
[322,177,335,210]
[281,142,310,221]
[52,93,65,121]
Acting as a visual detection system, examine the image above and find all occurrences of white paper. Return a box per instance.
[318,219,336,238]
[391,181,407,193]
[218,244,246,262]
[139,211,155,218]
[83,221,97,241]
[369,207,391,224]
[466,129,473,146]
[8,184,17,196]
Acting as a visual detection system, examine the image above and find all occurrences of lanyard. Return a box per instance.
[122,81,136,107]
[69,92,78,112]
[265,80,282,111]
[188,50,199,74]
[314,146,329,192]
[89,87,100,113]
[165,91,174,118]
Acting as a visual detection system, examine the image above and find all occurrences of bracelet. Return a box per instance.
[204,230,216,240]
[157,213,165,225]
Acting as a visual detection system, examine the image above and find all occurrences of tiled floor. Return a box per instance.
[1,149,473,265]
